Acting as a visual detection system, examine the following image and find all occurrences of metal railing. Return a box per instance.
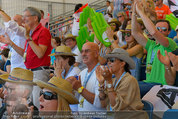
[49,6,106,32]
[49,0,106,24]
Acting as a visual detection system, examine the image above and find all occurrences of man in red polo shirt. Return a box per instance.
[0,7,52,109]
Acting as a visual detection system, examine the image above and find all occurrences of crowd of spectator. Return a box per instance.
[0,0,177,118]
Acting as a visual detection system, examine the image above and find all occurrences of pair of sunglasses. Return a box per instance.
[123,32,131,37]
[117,15,123,19]
[40,90,58,100]
[107,58,117,63]
[154,0,159,2]
[156,27,167,32]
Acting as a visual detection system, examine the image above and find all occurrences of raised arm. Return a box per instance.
[157,50,176,85]
[0,33,24,56]
[131,1,147,47]
[135,0,169,47]
[0,9,11,22]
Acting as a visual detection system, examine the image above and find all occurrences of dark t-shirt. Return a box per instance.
[4,60,11,72]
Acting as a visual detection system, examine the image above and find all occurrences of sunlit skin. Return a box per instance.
[39,88,58,112]
[81,42,99,65]
[155,22,170,37]
[64,38,76,49]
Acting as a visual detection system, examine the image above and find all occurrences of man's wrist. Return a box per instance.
[77,86,84,94]
[27,37,33,42]
[165,65,171,71]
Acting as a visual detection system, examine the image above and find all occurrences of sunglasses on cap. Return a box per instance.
[156,27,167,32]
[40,90,58,100]
[123,32,131,37]
[107,57,117,63]
[154,0,159,2]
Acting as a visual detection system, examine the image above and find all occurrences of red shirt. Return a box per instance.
[24,23,52,69]
[155,4,171,19]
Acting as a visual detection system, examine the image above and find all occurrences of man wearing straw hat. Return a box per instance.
[68,42,106,111]
[63,33,85,70]
[0,68,39,119]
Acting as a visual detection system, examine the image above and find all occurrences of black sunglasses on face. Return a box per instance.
[107,58,117,63]
[156,27,167,32]
[40,90,58,100]
[117,15,123,19]
[123,32,131,37]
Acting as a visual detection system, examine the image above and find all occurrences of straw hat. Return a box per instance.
[49,46,77,56]
[108,18,121,27]
[120,24,132,32]
[0,68,35,85]
[34,77,79,104]
[104,48,136,69]
[62,34,76,43]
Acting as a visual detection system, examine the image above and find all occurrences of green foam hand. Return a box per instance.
[79,6,96,28]
[91,12,111,47]
[166,13,178,31]
[76,26,94,51]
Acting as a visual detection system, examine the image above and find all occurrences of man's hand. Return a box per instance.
[106,27,114,40]
[24,24,30,39]
[169,52,178,71]
[135,0,144,14]
[96,66,105,85]
[157,50,170,67]
[69,76,82,91]
[0,33,12,46]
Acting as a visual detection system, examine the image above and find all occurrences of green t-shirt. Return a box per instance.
[144,38,177,85]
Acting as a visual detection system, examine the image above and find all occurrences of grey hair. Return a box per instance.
[24,7,41,22]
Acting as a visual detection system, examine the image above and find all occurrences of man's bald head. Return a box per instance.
[82,42,99,53]
[81,42,99,65]
[13,14,23,26]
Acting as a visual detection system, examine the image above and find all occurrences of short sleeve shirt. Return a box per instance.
[144,38,177,85]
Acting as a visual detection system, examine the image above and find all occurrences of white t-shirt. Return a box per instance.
[78,68,106,111]
[1,21,26,70]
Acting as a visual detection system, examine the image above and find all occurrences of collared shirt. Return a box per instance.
[0,21,26,70]
[144,38,177,85]
[24,23,52,69]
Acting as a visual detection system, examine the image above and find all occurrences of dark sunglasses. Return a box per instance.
[40,90,58,100]
[156,27,167,32]
[123,32,131,37]
[117,15,123,18]
[107,58,117,63]
[154,0,159,2]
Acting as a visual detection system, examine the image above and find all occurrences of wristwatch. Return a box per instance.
[78,86,84,94]
[107,83,113,89]
[27,37,33,42]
